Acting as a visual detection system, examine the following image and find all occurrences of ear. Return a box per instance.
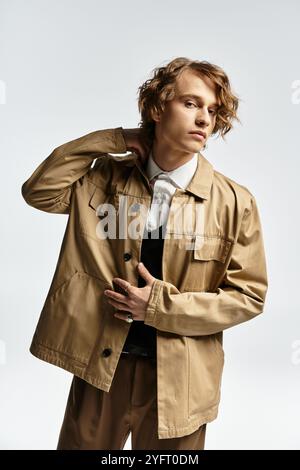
[151,108,160,123]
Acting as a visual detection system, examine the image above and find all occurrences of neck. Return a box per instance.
[151,138,196,171]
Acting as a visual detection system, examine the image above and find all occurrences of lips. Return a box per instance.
[189,132,205,141]
[189,131,206,139]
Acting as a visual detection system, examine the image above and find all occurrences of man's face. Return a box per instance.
[153,69,219,156]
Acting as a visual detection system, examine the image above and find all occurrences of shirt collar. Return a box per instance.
[146,149,199,190]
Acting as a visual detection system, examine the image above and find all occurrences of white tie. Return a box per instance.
[146,174,174,231]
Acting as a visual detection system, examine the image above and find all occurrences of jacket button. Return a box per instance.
[101,348,112,358]
[123,252,132,261]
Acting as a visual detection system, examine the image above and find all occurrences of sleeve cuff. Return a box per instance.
[144,279,163,326]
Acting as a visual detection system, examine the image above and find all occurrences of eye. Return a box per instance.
[185,101,197,108]
[209,109,217,115]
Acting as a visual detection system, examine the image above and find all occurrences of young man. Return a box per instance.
[21,57,268,450]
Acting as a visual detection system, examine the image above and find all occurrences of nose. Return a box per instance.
[195,109,210,127]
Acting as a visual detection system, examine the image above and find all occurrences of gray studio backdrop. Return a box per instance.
[1,0,299,450]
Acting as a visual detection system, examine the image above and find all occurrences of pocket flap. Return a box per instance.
[193,236,232,263]
[88,184,118,211]
[89,186,103,210]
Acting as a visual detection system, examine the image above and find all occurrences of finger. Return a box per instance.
[109,298,132,311]
[114,312,133,321]
[137,263,154,284]
[104,289,128,304]
[113,278,133,294]
[113,313,124,321]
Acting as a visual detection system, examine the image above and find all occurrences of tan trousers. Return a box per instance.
[57,353,206,450]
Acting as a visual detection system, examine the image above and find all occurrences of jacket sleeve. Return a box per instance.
[21,127,127,214]
[144,195,268,336]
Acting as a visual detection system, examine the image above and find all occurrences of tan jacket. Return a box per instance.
[21,127,268,439]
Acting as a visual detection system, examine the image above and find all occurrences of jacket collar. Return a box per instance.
[185,151,214,200]
[146,149,198,190]
[122,150,214,200]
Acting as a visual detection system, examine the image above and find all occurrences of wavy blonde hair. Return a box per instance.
[137,57,241,149]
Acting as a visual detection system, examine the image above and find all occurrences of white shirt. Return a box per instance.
[145,149,198,232]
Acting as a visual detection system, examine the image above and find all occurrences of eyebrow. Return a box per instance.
[179,93,219,108]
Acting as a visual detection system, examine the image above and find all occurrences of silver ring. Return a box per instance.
[125,313,133,323]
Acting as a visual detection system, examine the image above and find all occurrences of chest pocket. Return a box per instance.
[89,183,120,213]
[79,183,120,242]
[184,235,232,292]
